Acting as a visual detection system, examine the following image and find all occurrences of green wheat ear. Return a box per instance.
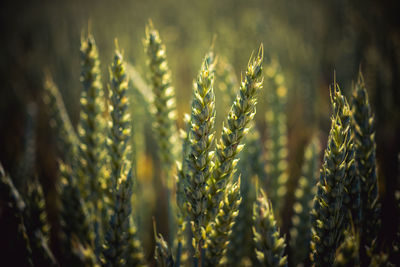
[43,72,78,164]
[102,169,135,266]
[332,77,361,230]
[206,180,242,267]
[208,44,264,220]
[264,59,289,215]
[225,127,265,266]
[103,47,145,267]
[25,178,58,267]
[144,21,179,182]
[351,70,380,258]
[252,188,287,267]
[310,80,352,266]
[58,161,93,249]
[0,164,33,266]
[184,53,216,255]
[290,136,320,265]
[78,33,106,204]
[107,47,131,191]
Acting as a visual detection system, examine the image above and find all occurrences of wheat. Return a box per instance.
[264,59,289,214]
[144,21,178,181]
[184,54,217,255]
[310,80,352,266]
[205,181,241,266]
[225,127,265,266]
[78,34,106,206]
[331,78,361,229]
[0,164,33,266]
[107,48,131,191]
[43,73,78,164]
[102,48,144,266]
[253,188,287,267]
[208,44,264,220]
[290,136,319,265]
[351,70,380,260]
[58,161,93,248]
[333,230,360,267]
[154,220,174,267]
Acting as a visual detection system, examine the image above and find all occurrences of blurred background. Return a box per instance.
[0,0,399,264]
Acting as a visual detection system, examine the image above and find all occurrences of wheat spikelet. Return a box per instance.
[126,221,147,267]
[205,181,241,266]
[225,127,265,266]
[102,169,135,266]
[59,161,93,247]
[333,230,360,267]
[25,178,57,266]
[208,44,264,220]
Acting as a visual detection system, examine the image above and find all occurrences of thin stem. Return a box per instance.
[174,241,182,267]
